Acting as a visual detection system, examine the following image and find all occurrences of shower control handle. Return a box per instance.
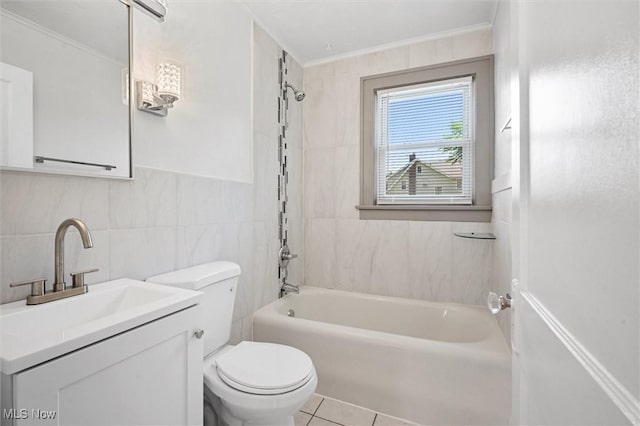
[279,245,297,267]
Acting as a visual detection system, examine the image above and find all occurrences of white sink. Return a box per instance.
[0,278,202,374]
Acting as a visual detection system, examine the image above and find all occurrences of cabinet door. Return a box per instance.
[13,307,203,426]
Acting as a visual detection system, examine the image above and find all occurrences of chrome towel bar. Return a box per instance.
[34,156,116,171]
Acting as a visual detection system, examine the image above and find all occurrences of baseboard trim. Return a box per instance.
[520,291,639,424]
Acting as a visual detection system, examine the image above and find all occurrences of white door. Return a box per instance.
[13,308,203,426]
[510,1,639,424]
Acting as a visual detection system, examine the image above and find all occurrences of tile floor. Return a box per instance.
[295,394,419,426]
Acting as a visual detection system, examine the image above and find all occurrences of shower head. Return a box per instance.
[285,83,305,101]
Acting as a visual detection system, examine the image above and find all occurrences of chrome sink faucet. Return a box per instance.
[10,218,98,305]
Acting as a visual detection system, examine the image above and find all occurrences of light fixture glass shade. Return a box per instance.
[140,80,155,105]
[156,62,182,101]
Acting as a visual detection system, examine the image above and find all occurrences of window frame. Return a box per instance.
[358,55,494,222]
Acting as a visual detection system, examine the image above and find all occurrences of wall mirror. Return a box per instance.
[0,0,133,178]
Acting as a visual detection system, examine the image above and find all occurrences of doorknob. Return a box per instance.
[487,292,511,314]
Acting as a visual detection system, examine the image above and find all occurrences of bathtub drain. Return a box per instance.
[287,309,295,317]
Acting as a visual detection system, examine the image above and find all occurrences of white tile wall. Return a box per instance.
[491,217,512,342]
[109,167,178,229]
[334,146,359,220]
[176,174,223,226]
[174,224,239,270]
[1,172,109,235]
[307,218,493,304]
[253,133,279,224]
[303,28,495,306]
[0,168,252,306]
[407,221,453,300]
[304,218,336,289]
[284,56,305,288]
[491,1,513,343]
[234,222,255,321]
[304,148,335,219]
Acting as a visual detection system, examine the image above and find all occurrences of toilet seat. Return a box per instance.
[211,341,314,395]
[217,369,314,395]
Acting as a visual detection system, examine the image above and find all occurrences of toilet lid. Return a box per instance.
[215,341,314,395]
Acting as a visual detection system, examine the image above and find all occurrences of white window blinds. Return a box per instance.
[375,76,474,205]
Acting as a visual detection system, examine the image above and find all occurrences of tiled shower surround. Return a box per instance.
[302,28,496,307]
[0,24,304,342]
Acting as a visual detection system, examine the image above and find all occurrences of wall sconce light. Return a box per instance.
[137,61,182,117]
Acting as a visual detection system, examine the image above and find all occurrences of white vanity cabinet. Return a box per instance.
[3,306,203,426]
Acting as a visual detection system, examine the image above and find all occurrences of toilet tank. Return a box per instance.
[147,261,241,356]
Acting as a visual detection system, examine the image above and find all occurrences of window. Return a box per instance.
[376,77,472,205]
[359,56,494,222]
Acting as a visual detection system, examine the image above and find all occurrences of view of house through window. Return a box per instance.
[375,76,473,205]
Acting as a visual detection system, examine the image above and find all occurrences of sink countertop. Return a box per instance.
[0,278,202,375]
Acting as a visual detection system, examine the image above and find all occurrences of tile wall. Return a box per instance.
[252,24,305,307]
[0,168,255,340]
[302,28,496,305]
[490,1,513,342]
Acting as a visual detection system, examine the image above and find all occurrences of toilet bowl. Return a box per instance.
[147,262,317,426]
[204,343,317,426]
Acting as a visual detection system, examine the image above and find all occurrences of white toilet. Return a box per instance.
[147,262,317,426]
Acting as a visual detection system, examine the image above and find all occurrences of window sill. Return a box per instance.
[356,205,492,222]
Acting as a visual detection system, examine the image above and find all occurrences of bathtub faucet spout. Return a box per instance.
[280,282,299,297]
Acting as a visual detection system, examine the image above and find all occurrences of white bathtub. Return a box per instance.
[253,286,510,425]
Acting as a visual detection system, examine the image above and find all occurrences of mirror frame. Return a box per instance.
[0,1,134,180]
[127,0,134,180]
